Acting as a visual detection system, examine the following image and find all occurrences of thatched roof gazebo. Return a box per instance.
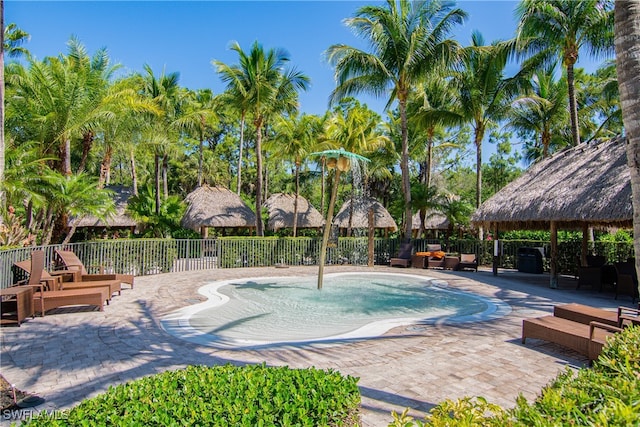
[471,137,632,286]
[412,211,449,230]
[69,185,138,230]
[181,185,256,237]
[263,193,324,232]
[333,196,397,233]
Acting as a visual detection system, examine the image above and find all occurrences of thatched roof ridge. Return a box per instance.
[412,211,449,230]
[70,185,138,228]
[333,196,397,231]
[181,185,256,230]
[264,193,325,231]
[471,137,632,230]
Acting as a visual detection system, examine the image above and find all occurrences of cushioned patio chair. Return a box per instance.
[614,261,639,302]
[425,244,446,269]
[457,254,478,272]
[577,255,616,291]
[390,242,413,268]
[55,249,134,289]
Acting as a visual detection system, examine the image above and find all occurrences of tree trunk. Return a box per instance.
[615,0,640,298]
[293,161,300,237]
[197,133,204,187]
[130,149,138,196]
[566,62,581,146]
[399,97,412,239]
[62,137,72,176]
[77,131,94,174]
[99,144,113,188]
[61,223,78,245]
[320,158,326,216]
[0,0,5,216]
[162,155,168,200]
[474,123,485,208]
[154,154,161,215]
[254,118,264,236]
[237,113,245,195]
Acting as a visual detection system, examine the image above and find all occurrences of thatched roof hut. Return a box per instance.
[471,137,632,230]
[181,185,256,235]
[264,193,324,231]
[412,211,449,230]
[69,185,138,229]
[333,196,397,231]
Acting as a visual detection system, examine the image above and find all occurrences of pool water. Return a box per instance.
[161,272,510,348]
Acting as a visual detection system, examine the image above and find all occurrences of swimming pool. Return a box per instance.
[161,272,511,348]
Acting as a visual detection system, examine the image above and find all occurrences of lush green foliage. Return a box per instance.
[24,364,360,426]
[388,325,640,427]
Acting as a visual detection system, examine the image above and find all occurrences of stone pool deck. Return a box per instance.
[1,265,636,426]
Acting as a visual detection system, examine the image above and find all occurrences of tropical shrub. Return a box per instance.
[24,364,360,426]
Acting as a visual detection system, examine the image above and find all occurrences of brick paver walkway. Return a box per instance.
[1,265,634,426]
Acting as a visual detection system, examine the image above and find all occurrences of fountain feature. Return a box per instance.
[310,149,370,289]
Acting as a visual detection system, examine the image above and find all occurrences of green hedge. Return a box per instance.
[24,364,360,426]
[390,325,640,426]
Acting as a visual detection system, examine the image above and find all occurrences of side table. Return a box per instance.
[1,286,34,326]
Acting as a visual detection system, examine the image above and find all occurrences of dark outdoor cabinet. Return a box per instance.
[517,247,544,274]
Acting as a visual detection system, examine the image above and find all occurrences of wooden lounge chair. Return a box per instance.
[522,315,620,360]
[613,261,639,302]
[55,249,135,289]
[425,244,446,269]
[390,243,413,268]
[17,251,109,316]
[15,251,120,300]
[553,303,640,327]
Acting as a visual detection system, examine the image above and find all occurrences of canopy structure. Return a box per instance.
[69,185,138,229]
[333,196,397,232]
[181,185,256,235]
[471,137,632,288]
[412,211,449,231]
[264,193,324,231]
[471,137,632,231]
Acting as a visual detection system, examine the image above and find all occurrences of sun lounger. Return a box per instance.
[390,243,413,268]
[55,249,135,289]
[33,287,109,315]
[522,315,621,360]
[14,253,121,299]
[15,251,111,316]
[554,303,640,327]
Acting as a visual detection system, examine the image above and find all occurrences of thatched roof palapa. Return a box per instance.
[333,196,397,231]
[412,211,449,230]
[181,185,256,231]
[264,193,324,231]
[472,137,632,230]
[69,185,138,228]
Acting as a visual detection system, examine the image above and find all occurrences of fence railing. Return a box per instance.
[1,238,634,289]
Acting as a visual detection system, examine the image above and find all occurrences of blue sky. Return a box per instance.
[6,0,609,118]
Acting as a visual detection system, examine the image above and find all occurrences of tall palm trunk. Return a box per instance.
[399,96,412,239]
[197,127,204,187]
[293,160,300,237]
[565,61,581,146]
[154,154,161,215]
[254,117,264,236]
[162,155,169,200]
[0,0,5,215]
[615,0,640,296]
[130,149,138,196]
[62,137,72,176]
[474,122,485,208]
[237,112,245,195]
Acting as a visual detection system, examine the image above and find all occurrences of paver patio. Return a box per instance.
[1,265,635,426]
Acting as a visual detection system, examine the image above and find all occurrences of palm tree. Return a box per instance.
[507,66,569,161]
[614,0,640,295]
[451,31,522,209]
[269,113,321,236]
[174,89,219,187]
[516,0,614,147]
[215,41,309,236]
[1,20,30,212]
[325,0,466,239]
